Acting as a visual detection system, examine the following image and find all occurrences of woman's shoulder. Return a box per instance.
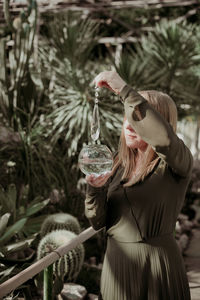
[156,158,191,182]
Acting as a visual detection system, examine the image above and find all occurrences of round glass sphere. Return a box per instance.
[78,144,113,176]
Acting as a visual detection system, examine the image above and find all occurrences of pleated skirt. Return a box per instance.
[100,236,191,300]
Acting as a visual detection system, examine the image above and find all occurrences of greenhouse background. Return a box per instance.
[0,1,200,299]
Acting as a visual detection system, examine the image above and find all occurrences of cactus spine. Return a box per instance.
[40,213,81,237]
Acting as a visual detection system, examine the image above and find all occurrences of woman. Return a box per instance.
[85,71,193,300]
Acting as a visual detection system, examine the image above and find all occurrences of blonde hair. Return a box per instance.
[112,90,177,186]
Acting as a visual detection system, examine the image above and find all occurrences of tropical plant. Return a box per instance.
[0,184,49,284]
[0,0,39,129]
[0,122,68,200]
[0,7,123,205]
[38,11,123,158]
[0,0,56,200]
[115,20,200,119]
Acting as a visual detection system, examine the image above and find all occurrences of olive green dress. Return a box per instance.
[85,86,193,300]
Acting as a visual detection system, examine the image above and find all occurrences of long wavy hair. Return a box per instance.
[112,90,177,186]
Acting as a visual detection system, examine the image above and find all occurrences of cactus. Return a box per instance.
[40,213,81,237]
[1,0,38,128]
[37,230,85,282]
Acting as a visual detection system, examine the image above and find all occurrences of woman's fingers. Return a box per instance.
[93,71,126,95]
[98,81,111,89]
[86,171,112,187]
[93,72,112,87]
[86,175,105,186]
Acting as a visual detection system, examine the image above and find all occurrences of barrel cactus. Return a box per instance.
[40,213,81,237]
[37,230,85,282]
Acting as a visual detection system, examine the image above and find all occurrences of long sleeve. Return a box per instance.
[120,85,193,177]
[85,183,108,230]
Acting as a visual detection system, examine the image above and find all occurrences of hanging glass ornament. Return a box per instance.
[90,87,100,141]
[78,144,113,176]
[78,87,113,176]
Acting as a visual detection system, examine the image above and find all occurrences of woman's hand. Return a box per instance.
[93,71,126,95]
[86,172,112,188]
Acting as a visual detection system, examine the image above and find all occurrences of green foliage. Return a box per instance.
[40,213,81,237]
[0,184,49,284]
[0,9,122,203]
[0,121,73,200]
[114,44,153,89]
[48,12,99,68]
[38,12,123,157]
[37,230,85,295]
[0,0,39,129]
[141,20,200,86]
[115,20,200,118]
[0,0,56,199]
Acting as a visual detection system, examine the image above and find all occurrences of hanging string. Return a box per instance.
[91,86,100,142]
